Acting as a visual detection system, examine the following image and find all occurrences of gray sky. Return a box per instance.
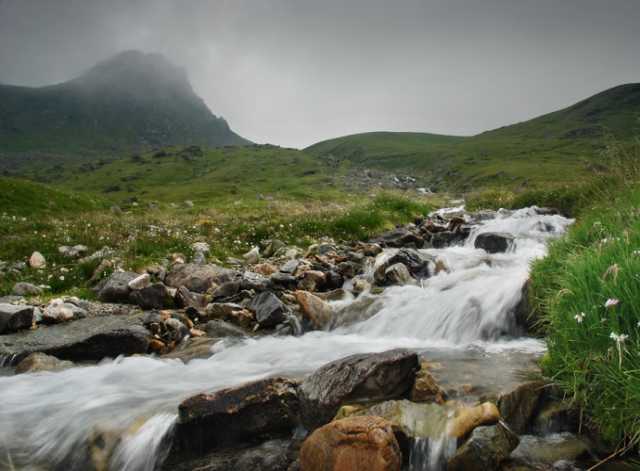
[1,0,639,148]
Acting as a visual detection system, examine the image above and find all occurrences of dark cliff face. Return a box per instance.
[0,50,250,156]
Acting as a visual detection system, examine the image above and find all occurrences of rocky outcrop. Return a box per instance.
[0,304,34,333]
[474,232,515,253]
[299,416,401,471]
[172,377,299,457]
[447,423,519,471]
[298,349,419,429]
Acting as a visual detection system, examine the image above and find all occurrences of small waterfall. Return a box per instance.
[409,437,457,471]
[0,206,573,470]
[0,354,17,368]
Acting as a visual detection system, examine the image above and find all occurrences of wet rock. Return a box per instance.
[372,227,424,249]
[165,263,235,293]
[162,337,218,362]
[411,362,447,404]
[175,286,208,310]
[164,439,294,471]
[97,271,138,303]
[240,270,270,291]
[447,423,519,471]
[298,270,326,292]
[383,263,414,286]
[42,298,87,324]
[129,283,174,309]
[374,250,432,285]
[300,416,401,471]
[29,251,46,269]
[280,259,300,275]
[127,273,151,290]
[336,261,359,279]
[315,289,349,302]
[298,349,419,429]
[430,230,467,248]
[205,319,248,338]
[0,304,34,333]
[295,291,333,330]
[248,291,289,328]
[211,281,241,300]
[352,278,371,294]
[205,302,255,328]
[498,380,547,434]
[510,433,591,466]
[447,402,501,438]
[12,282,43,296]
[172,377,299,457]
[14,352,74,374]
[474,232,515,253]
[270,272,299,290]
[0,312,149,363]
[531,401,579,435]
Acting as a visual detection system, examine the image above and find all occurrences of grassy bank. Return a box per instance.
[0,192,433,297]
[528,140,640,448]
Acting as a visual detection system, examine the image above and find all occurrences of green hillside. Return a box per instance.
[0,51,249,173]
[307,84,640,190]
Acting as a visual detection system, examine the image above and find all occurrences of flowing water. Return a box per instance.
[0,206,573,470]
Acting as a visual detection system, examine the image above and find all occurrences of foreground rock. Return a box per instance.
[0,304,34,334]
[295,291,333,329]
[474,232,515,253]
[14,352,74,374]
[172,377,299,458]
[300,416,401,471]
[248,291,289,328]
[447,423,519,471]
[498,380,547,434]
[0,312,149,363]
[299,349,418,429]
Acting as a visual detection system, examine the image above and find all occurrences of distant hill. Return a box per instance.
[307,84,640,190]
[0,51,249,170]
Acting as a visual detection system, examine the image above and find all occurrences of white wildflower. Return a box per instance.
[605,298,620,309]
[574,312,585,323]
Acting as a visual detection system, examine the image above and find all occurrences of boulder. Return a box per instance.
[12,282,43,297]
[298,270,326,292]
[0,312,149,363]
[42,298,86,324]
[430,230,467,248]
[298,349,419,429]
[372,228,424,249]
[269,272,298,290]
[165,264,235,293]
[243,246,260,264]
[248,292,289,328]
[128,273,151,290]
[411,362,447,404]
[474,232,515,254]
[14,352,74,374]
[280,259,300,275]
[0,304,34,334]
[295,291,333,330]
[175,286,208,310]
[29,251,46,269]
[498,381,547,434]
[172,377,299,457]
[374,249,432,285]
[447,423,519,471]
[97,271,138,303]
[129,283,174,310]
[205,320,248,338]
[509,433,590,466]
[447,402,501,438]
[299,416,401,471]
[383,263,414,286]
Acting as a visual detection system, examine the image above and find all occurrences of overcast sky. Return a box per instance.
[1,0,639,148]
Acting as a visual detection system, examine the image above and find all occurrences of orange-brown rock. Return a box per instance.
[410,362,447,404]
[295,290,333,329]
[447,402,500,438]
[300,416,401,471]
[253,263,279,276]
[149,338,167,354]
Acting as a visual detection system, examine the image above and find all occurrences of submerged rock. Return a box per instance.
[172,377,299,457]
[0,303,34,334]
[474,232,515,253]
[300,416,401,471]
[14,352,74,374]
[298,349,419,429]
[509,433,591,466]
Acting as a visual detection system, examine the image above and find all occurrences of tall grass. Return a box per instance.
[530,138,640,447]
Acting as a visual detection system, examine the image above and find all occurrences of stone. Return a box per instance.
[372,228,424,248]
[299,416,401,471]
[510,433,590,466]
[42,298,86,324]
[129,283,174,310]
[205,303,255,328]
[262,239,286,257]
[531,401,579,435]
[447,402,501,438]
[172,377,299,457]
[269,272,298,290]
[411,362,447,404]
[165,263,235,293]
[0,312,149,364]
[175,286,208,310]
[29,251,46,269]
[295,291,333,330]
[383,263,414,286]
[243,246,260,264]
[298,349,419,429]
[205,319,248,338]
[498,380,547,434]
[128,273,151,290]
[211,281,241,300]
[97,271,138,303]
[298,270,326,292]
[253,263,278,276]
[14,352,74,374]
[352,278,371,294]
[384,249,432,279]
[0,304,34,333]
[474,232,515,254]
[58,245,89,258]
[280,259,300,275]
[248,291,289,328]
[12,282,43,297]
[447,423,520,471]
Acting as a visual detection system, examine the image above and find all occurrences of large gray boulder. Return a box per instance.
[474,232,515,254]
[298,349,419,429]
[97,271,138,303]
[129,283,174,310]
[171,377,299,458]
[447,423,519,471]
[247,291,289,328]
[0,304,34,334]
[165,263,235,293]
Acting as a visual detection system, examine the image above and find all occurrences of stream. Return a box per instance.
[0,206,574,470]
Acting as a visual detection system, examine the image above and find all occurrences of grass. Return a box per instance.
[528,139,640,448]
[0,192,433,297]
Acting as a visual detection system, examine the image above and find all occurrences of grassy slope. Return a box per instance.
[306,84,640,191]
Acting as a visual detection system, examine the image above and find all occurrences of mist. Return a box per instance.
[1,0,639,148]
